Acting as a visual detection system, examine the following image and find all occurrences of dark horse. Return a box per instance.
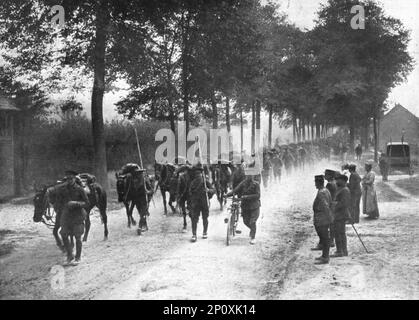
[33,174,108,251]
[154,162,177,215]
[211,162,233,210]
[116,164,154,234]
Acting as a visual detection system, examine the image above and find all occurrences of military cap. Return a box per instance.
[325,169,336,177]
[348,164,356,171]
[192,162,204,171]
[64,170,78,177]
[335,173,348,182]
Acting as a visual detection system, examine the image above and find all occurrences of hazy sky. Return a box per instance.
[275,0,419,117]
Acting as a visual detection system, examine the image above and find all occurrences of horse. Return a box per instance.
[269,150,283,183]
[116,164,154,234]
[174,165,192,232]
[154,162,177,215]
[33,175,109,251]
[211,162,232,210]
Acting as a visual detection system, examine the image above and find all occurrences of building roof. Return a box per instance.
[383,104,419,122]
[0,95,20,112]
[387,142,410,146]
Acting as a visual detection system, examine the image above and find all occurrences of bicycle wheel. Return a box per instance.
[231,210,237,237]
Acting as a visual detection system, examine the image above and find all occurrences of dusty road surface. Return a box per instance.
[1,159,419,300]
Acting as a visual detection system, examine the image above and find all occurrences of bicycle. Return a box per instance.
[224,196,241,246]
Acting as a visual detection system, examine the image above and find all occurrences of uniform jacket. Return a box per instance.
[188,173,215,208]
[60,182,90,227]
[333,186,351,221]
[231,167,246,189]
[348,172,362,196]
[326,180,337,200]
[232,179,261,211]
[313,188,332,227]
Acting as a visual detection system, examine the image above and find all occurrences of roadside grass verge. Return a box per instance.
[394,176,419,197]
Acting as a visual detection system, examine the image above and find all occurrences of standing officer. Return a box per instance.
[312,175,333,264]
[60,170,90,265]
[331,174,351,258]
[348,164,362,224]
[188,163,215,242]
[324,169,337,248]
[226,170,261,245]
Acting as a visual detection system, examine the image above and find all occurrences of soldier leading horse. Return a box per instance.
[33,174,108,251]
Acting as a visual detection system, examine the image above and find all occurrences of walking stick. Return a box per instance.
[351,223,370,254]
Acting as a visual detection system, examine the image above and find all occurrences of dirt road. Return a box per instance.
[1,159,418,300]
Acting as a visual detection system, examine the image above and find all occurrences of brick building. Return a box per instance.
[379,104,419,160]
[0,95,20,198]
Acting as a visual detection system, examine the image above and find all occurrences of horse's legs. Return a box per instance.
[168,193,176,214]
[100,206,109,240]
[180,199,187,231]
[128,201,137,227]
[53,223,64,252]
[83,211,91,242]
[161,188,168,215]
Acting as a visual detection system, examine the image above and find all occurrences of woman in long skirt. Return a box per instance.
[362,161,380,219]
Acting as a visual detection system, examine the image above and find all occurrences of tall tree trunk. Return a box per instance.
[168,99,175,132]
[91,2,109,190]
[316,123,321,140]
[225,96,231,132]
[181,14,191,135]
[349,123,355,154]
[362,119,369,150]
[211,91,218,129]
[373,114,379,162]
[292,114,297,143]
[240,108,244,156]
[251,102,256,153]
[311,123,314,141]
[268,104,273,148]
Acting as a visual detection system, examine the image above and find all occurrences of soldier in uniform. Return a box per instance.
[331,174,351,258]
[231,161,246,189]
[379,152,389,182]
[176,164,192,232]
[59,170,90,265]
[348,164,362,224]
[312,175,333,264]
[226,169,261,245]
[324,169,338,248]
[188,163,215,242]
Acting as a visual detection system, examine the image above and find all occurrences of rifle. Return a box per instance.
[134,127,153,208]
[196,137,210,209]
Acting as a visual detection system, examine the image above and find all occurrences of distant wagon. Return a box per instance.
[386,142,414,176]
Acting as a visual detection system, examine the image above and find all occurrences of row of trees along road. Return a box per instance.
[0,0,413,190]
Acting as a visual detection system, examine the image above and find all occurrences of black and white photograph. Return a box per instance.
[0,0,418,302]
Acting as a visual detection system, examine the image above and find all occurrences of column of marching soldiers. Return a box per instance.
[36,139,377,266]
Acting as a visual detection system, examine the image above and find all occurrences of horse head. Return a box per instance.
[115,172,126,202]
[33,186,49,223]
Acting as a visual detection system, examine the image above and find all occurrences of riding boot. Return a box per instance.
[342,234,348,256]
[62,236,74,262]
[75,238,82,261]
[203,217,208,235]
[191,219,198,236]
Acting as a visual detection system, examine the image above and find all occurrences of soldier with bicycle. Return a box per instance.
[226,168,261,245]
